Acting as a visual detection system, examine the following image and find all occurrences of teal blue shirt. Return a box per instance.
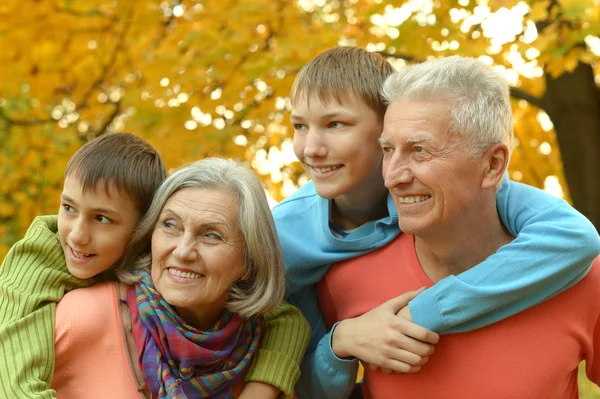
[273,173,600,398]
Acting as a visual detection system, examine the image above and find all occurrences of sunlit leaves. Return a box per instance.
[0,0,598,265]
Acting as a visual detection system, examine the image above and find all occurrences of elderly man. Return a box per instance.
[317,56,600,398]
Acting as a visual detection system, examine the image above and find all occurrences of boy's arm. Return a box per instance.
[0,215,90,399]
[292,285,358,399]
[297,325,358,399]
[243,301,311,399]
[409,174,600,333]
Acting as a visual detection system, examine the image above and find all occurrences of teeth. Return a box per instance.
[397,195,431,204]
[313,165,341,173]
[168,268,203,279]
[71,248,92,258]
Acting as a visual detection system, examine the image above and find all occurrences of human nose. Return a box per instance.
[304,128,328,158]
[383,152,414,189]
[172,234,199,262]
[69,217,90,246]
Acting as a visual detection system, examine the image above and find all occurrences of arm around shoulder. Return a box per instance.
[244,301,311,399]
[0,215,77,399]
[296,322,358,399]
[410,177,600,333]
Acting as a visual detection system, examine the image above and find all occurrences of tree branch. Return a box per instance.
[376,51,418,63]
[90,101,122,140]
[0,107,52,126]
[77,8,134,110]
[509,87,544,109]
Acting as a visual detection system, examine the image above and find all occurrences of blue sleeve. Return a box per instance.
[409,173,600,333]
[290,285,357,399]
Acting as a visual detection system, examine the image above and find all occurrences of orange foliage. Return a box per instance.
[0,0,598,258]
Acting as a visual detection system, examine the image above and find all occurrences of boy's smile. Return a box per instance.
[306,163,343,179]
[67,245,96,263]
[290,93,386,201]
[58,176,142,279]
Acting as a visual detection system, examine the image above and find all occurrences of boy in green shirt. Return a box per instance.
[0,133,309,399]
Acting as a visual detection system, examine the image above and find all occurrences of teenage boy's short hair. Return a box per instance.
[290,46,396,120]
[64,133,167,215]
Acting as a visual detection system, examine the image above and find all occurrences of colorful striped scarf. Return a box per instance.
[126,270,262,399]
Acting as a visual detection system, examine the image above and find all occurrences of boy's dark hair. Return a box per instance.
[290,46,396,120]
[64,133,167,215]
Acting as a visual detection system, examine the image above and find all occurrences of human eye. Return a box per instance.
[161,219,177,230]
[292,123,306,132]
[61,203,75,213]
[412,145,431,160]
[204,231,224,241]
[329,121,346,129]
[380,144,394,155]
[95,215,113,224]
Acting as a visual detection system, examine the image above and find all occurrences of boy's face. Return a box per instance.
[58,176,142,279]
[291,93,384,199]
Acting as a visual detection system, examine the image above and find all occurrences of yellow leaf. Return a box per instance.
[528,0,550,21]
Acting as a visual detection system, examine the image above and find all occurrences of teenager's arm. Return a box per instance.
[409,174,600,333]
[297,287,441,398]
[244,301,311,399]
[292,285,358,399]
[0,215,90,399]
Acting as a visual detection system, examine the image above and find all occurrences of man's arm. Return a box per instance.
[409,174,600,333]
[243,301,311,399]
[0,216,90,399]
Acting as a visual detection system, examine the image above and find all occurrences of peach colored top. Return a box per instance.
[52,282,145,398]
[318,233,600,399]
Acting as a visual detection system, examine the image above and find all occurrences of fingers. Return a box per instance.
[384,359,423,374]
[366,345,433,373]
[366,359,425,374]
[382,288,426,313]
[400,322,440,345]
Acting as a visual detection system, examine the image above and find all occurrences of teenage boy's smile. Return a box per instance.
[66,245,96,263]
[291,94,386,200]
[58,176,141,279]
[307,163,343,178]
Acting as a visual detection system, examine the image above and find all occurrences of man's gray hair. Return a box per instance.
[381,56,514,156]
[115,157,286,318]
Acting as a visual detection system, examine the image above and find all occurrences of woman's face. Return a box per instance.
[150,187,247,329]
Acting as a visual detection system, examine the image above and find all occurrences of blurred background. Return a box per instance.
[0,0,599,394]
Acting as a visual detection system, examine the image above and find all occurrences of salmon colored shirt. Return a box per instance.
[52,282,144,398]
[318,233,600,399]
[52,282,243,398]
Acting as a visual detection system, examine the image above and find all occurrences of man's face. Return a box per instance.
[380,98,486,236]
[291,93,385,200]
[58,176,142,279]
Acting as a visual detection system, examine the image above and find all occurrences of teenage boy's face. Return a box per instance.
[291,93,384,199]
[58,176,142,279]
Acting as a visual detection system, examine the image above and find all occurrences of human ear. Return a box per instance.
[481,143,509,189]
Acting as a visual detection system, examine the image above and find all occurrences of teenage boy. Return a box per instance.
[273,47,600,398]
[0,133,309,399]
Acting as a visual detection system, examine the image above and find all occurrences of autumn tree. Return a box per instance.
[1,0,599,259]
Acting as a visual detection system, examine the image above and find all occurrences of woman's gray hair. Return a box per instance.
[381,56,514,157]
[115,157,286,318]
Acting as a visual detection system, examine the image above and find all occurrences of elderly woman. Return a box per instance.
[51,158,308,398]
